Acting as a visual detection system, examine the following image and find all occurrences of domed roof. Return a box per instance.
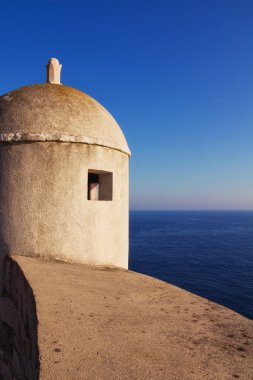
[0,84,130,155]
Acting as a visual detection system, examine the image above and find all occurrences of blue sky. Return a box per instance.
[1,0,253,210]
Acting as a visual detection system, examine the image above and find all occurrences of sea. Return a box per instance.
[129,211,253,320]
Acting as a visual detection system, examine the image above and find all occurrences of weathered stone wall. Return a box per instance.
[0,142,129,268]
[0,255,39,379]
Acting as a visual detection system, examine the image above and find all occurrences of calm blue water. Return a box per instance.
[129,211,253,320]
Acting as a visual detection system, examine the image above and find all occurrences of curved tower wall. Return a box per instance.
[0,142,129,268]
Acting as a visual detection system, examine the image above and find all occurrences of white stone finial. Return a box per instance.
[46,58,62,84]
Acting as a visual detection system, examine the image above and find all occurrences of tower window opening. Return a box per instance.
[88,170,113,201]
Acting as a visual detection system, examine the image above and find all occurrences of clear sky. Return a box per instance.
[1,0,252,210]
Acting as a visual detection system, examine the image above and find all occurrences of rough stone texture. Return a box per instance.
[14,255,253,380]
[0,143,129,268]
[0,84,130,155]
[0,255,39,380]
[0,133,129,155]
[0,82,130,269]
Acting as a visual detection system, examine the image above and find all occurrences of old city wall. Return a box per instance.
[0,254,39,379]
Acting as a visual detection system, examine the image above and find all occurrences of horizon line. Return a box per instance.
[130,209,253,212]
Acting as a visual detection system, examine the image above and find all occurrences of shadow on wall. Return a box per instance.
[0,250,40,379]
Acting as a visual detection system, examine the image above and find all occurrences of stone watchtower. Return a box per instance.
[0,58,130,268]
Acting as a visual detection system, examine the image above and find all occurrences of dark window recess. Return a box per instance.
[88,170,113,201]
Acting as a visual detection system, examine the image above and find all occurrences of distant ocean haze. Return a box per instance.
[129,210,253,320]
